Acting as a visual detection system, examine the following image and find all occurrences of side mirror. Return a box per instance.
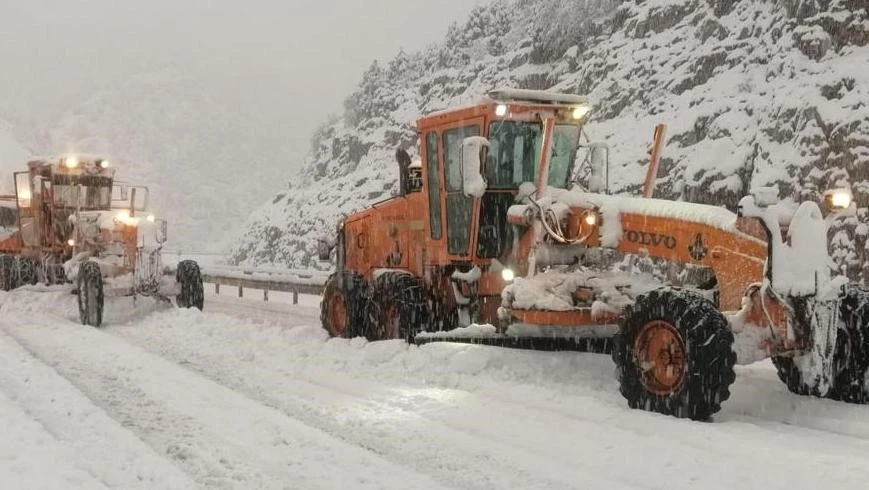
[588,142,609,193]
[157,219,168,244]
[461,136,489,198]
[317,236,335,261]
[131,186,149,212]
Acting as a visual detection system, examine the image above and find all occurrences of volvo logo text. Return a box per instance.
[624,230,677,249]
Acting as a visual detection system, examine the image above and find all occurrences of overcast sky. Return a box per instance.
[0,0,481,161]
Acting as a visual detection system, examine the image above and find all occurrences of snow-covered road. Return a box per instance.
[3,287,869,489]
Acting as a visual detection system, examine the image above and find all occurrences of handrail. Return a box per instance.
[169,264,332,304]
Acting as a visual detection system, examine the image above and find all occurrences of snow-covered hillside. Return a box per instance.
[232,0,869,280]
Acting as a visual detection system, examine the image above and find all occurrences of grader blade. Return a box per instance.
[413,333,613,353]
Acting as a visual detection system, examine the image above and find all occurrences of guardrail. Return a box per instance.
[197,265,331,304]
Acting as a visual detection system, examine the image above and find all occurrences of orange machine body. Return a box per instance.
[336,92,770,332]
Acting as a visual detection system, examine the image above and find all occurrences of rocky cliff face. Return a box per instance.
[232,0,869,281]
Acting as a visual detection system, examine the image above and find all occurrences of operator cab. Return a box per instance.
[416,88,593,262]
[18,155,115,210]
[13,155,116,250]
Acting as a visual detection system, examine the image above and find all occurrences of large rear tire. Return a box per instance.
[320,271,368,338]
[14,256,39,286]
[365,272,426,342]
[772,284,869,402]
[77,261,104,327]
[613,287,736,420]
[176,260,204,310]
[0,255,15,291]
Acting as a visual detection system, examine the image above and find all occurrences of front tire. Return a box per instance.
[772,284,869,402]
[77,261,104,327]
[613,288,736,420]
[829,285,869,402]
[176,260,204,310]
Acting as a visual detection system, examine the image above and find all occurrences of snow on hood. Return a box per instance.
[547,186,740,233]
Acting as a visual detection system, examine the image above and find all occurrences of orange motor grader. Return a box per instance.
[319,89,868,420]
[0,155,204,326]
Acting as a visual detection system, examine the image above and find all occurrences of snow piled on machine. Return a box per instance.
[775,201,833,296]
[549,187,742,235]
[503,268,664,313]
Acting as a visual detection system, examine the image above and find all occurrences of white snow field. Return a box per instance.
[3,287,869,489]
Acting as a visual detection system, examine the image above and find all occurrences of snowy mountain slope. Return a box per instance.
[232,0,869,280]
[5,287,869,488]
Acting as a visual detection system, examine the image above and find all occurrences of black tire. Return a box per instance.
[829,284,869,402]
[364,272,426,342]
[770,356,814,397]
[14,256,39,286]
[320,271,368,338]
[427,293,459,333]
[0,255,15,291]
[612,287,736,420]
[42,258,67,286]
[77,261,104,327]
[176,260,204,310]
[772,284,869,402]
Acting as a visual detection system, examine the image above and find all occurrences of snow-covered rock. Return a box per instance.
[233,0,869,282]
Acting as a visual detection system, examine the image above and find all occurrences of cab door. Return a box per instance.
[440,118,483,260]
[14,172,39,249]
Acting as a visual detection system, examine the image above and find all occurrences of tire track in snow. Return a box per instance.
[0,330,197,490]
[7,289,869,489]
[0,313,450,490]
[213,293,869,444]
[110,306,643,489]
[112,307,869,490]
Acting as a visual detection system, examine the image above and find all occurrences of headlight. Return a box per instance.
[501,268,515,282]
[115,210,139,226]
[65,156,79,168]
[584,213,597,226]
[100,160,110,169]
[495,104,508,117]
[572,106,591,120]
[67,239,75,247]
[830,190,852,209]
